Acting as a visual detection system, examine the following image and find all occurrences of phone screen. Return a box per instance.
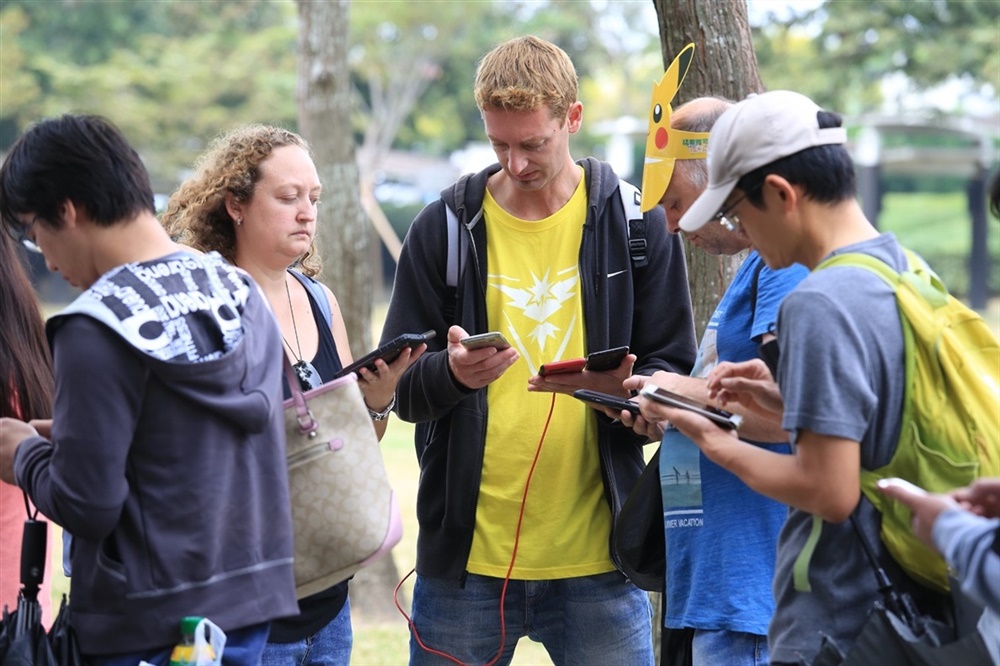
[640,385,742,430]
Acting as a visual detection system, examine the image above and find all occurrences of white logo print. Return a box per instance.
[490,267,578,354]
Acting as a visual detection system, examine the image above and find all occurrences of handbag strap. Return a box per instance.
[283,356,318,436]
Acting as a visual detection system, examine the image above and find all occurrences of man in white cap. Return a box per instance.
[620,90,808,666]
[637,90,944,664]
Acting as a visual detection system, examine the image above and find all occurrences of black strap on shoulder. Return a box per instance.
[443,174,473,324]
[618,181,648,270]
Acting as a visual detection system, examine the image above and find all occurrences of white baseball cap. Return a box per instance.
[678,90,847,232]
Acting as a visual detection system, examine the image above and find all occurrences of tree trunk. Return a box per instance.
[652,0,764,338]
[648,1,764,659]
[296,0,401,621]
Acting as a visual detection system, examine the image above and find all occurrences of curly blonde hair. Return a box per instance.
[161,124,322,277]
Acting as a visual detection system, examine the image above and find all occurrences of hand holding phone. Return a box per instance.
[460,331,511,351]
[640,384,742,430]
[333,330,435,379]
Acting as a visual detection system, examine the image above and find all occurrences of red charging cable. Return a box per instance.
[395,392,559,666]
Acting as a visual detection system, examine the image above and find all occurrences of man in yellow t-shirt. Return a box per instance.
[380,35,697,665]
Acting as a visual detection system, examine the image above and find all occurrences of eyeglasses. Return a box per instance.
[714,182,763,232]
[5,216,42,254]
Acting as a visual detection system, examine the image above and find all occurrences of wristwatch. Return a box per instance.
[367,394,396,421]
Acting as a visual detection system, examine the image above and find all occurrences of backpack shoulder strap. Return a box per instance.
[289,270,332,325]
[445,177,649,284]
[618,180,648,269]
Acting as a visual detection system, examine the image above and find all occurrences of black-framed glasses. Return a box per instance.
[4,215,42,254]
[714,182,763,232]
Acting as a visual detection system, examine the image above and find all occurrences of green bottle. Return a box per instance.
[168,616,216,665]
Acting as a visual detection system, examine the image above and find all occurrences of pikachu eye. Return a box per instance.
[652,104,663,124]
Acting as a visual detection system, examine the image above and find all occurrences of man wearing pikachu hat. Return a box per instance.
[619,44,808,666]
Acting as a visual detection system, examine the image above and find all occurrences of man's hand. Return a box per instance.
[0,418,40,486]
[706,359,784,421]
[952,478,1000,519]
[447,326,519,390]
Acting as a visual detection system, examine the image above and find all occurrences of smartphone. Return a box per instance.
[333,330,436,379]
[573,389,640,416]
[539,357,587,376]
[585,345,630,372]
[877,477,928,497]
[639,385,743,430]
[460,331,511,351]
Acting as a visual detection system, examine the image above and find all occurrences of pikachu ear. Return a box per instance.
[641,43,705,212]
[660,42,696,107]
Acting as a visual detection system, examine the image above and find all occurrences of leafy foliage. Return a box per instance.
[754,0,1000,113]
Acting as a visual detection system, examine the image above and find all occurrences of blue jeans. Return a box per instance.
[85,621,270,666]
[261,598,352,665]
[409,571,653,666]
[691,629,769,666]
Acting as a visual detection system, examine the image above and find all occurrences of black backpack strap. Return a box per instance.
[443,174,473,324]
[618,181,648,270]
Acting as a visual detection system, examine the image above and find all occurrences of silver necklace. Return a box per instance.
[283,278,320,391]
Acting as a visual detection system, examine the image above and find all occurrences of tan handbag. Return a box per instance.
[283,361,402,599]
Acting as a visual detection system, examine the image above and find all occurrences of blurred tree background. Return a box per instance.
[2,0,997,295]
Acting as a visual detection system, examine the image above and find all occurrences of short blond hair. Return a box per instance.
[473,36,578,121]
[161,124,321,276]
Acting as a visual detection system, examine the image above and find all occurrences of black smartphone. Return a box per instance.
[460,331,511,351]
[332,330,436,379]
[639,385,742,430]
[585,345,629,372]
[573,389,640,416]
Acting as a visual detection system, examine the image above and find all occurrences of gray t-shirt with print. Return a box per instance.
[769,233,908,664]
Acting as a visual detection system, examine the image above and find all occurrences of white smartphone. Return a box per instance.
[460,331,511,351]
[877,477,928,496]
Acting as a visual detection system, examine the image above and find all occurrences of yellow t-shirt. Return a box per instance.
[466,170,614,579]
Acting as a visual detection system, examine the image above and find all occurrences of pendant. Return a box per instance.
[293,359,322,391]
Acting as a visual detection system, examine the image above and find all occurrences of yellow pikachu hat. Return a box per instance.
[640,43,710,212]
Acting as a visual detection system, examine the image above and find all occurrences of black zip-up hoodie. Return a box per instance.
[380,158,697,580]
[14,252,298,655]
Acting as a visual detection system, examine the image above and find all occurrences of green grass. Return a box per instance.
[877,191,1000,297]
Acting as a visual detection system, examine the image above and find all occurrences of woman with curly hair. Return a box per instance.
[162,124,424,665]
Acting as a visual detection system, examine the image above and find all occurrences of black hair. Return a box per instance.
[0,114,155,235]
[736,110,856,208]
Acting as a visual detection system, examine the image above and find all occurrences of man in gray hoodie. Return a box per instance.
[0,114,298,664]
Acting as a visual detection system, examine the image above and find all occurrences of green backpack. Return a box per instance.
[807,248,1000,593]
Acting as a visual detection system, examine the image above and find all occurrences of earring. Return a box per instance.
[235,217,242,226]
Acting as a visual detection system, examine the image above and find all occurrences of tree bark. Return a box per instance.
[648,1,765,659]
[652,0,764,338]
[296,0,401,621]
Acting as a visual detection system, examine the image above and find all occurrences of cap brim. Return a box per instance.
[679,179,737,232]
